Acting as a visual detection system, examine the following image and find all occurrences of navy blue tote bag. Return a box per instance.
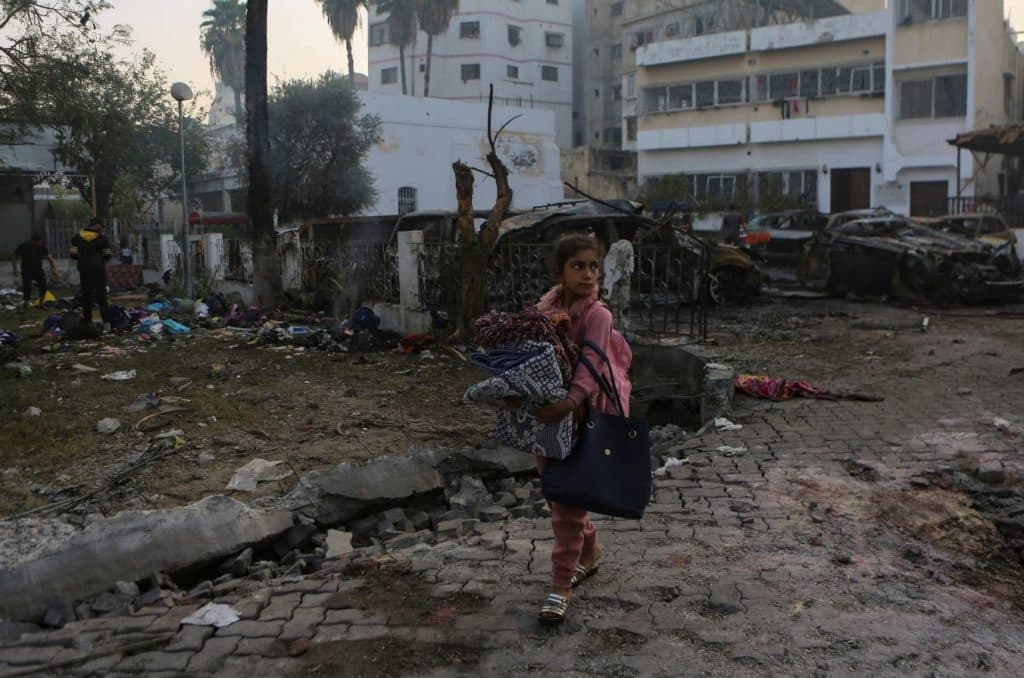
[541,341,652,519]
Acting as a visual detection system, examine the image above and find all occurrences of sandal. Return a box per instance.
[570,558,601,589]
[538,593,569,625]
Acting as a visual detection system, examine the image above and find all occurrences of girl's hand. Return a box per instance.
[502,396,523,410]
[533,398,575,425]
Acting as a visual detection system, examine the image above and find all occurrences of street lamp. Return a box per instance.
[171,81,194,297]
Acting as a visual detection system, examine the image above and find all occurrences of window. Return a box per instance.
[611,43,623,59]
[707,175,736,201]
[643,87,666,113]
[508,25,522,46]
[369,22,388,46]
[873,63,885,93]
[717,79,744,105]
[546,32,564,48]
[594,48,599,56]
[898,0,967,24]
[668,84,693,109]
[626,73,636,98]
[507,64,519,79]
[851,65,872,93]
[547,0,558,4]
[899,72,967,119]
[633,30,654,48]
[541,65,558,81]
[461,63,481,81]
[626,117,637,142]
[900,79,934,119]
[1005,73,1016,115]
[460,21,480,39]
[397,187,417,215]
[381,67,398,85]
[695,81,716,107]
[594,88,600,98]
[613,85,622,101]
[665,22,679,37]
[934,73,967,117]
[769,72,799,99]
[611,2,623,17]
[800,69,819,98]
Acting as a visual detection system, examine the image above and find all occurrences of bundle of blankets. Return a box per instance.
[463,308,578,459]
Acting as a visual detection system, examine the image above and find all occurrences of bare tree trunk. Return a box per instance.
[346,38,354,80]
[450,86,515,341]
[424,33,432,97]
[245,0,281,307]
[398,44,407,95]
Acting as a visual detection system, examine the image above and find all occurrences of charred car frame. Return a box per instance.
[798,215,1023,305]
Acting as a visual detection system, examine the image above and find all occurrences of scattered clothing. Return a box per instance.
[475,307,578,383]
[398,333,433,354]
[734,374,884,402]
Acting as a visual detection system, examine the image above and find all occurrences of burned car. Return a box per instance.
[798,215,1023,305]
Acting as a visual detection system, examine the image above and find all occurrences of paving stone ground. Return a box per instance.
[2,298,1023,676]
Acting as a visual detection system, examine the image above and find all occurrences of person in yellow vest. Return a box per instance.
[69,218,112,325]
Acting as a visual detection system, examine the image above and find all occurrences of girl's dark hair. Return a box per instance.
[549,232,605,278]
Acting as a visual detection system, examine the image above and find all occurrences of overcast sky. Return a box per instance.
[100,0,1024,107]
[100,0,369,106]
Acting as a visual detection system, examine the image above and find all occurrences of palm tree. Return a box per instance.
[316,0,368,80]
[244,0,281,305]
[376,0,417,95]
[200,0,247,125]
[416,0,458,98]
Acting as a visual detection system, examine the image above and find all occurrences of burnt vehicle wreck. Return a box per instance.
[798,215,1023,305]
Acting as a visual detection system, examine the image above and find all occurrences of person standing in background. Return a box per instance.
[13,233,59,306]
[69,217,112,325]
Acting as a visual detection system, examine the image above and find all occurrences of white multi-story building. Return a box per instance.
[367,0,575,150]
[634,0,1024,217]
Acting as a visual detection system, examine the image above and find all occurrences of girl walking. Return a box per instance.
[529,233,633,625]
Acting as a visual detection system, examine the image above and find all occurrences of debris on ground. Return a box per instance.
[653,457,688,477]
[181,602,241,628]
[714,417,742,431]
[96,418,121,434]
[225,459,294,492]
[101,369,136,381]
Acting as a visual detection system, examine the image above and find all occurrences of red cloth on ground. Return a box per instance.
[734,374,836,401]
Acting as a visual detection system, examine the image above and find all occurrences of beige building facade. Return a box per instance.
[569,0,864,199]
[633,0,1024,216]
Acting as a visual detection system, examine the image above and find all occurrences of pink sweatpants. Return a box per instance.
[536,457,598,590]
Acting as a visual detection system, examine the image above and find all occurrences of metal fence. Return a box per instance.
[292,241,400,304]
[410,240,709,340]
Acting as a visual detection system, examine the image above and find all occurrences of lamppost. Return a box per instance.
[170,82,194,297]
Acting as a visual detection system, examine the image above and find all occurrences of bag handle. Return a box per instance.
[577,340,627,418]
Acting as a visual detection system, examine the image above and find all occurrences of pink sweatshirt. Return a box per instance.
[536,285,633,417]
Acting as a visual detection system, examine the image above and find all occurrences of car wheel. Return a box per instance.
[708,267,750,305]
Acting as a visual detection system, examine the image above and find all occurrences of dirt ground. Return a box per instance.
[2,290,1021,522]
[0,302,491,518]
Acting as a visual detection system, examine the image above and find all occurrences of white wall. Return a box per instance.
[360,92,563,215]
[367,0,574,149]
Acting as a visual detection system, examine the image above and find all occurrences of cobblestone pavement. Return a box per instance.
[2,299,1023,676]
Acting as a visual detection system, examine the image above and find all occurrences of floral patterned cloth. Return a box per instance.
[464,340,575,460]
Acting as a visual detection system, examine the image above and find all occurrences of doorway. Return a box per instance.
[909,181,948,217]
[830,168,871,213]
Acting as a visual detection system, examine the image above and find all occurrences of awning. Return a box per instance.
[948,124,1024,156]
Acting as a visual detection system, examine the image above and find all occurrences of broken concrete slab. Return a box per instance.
[0,496,293,622]
[325,530,354,559]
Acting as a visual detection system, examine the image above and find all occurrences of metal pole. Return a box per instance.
[178,100,192,297]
